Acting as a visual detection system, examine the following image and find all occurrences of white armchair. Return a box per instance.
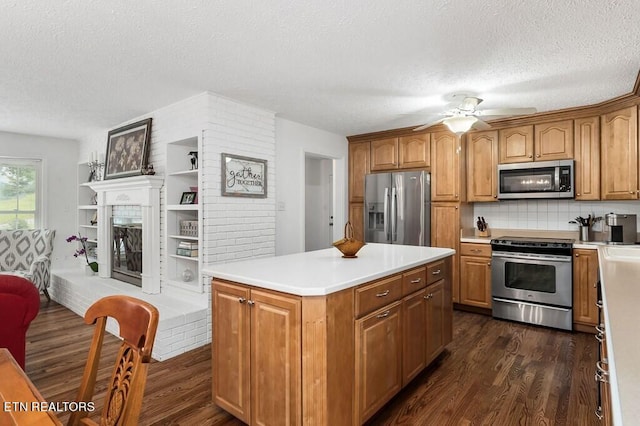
[0,229,56,300]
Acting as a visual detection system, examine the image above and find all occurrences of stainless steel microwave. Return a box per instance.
[497,160,574,200]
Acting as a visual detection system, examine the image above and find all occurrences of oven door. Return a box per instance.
[491,251,572,307]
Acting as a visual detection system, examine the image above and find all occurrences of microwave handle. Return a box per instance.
[555,167,560,192]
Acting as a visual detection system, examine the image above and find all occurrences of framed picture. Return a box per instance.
[104,118,152,179]
[221,153,267,198]
[180,191,197,204]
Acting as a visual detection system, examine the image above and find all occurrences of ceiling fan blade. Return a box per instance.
[413,117,445,132]
[477,107,537,117]
[471,119,492,130]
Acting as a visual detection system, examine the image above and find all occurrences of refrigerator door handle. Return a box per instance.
[391,187,397,241]
[383,187,390,240]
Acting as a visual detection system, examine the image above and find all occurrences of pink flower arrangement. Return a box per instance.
[66,233,98,272]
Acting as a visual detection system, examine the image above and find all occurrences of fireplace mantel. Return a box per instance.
[89,176,164,294]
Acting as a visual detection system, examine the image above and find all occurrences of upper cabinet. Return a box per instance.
[349,141,370,203]
[498,125,534,163]
[601,105,639,200]
[534,120,574,161]
[499,121,573,164]
[574,116,600,200]
[370,134,430,171]
[466,130,498,202]
[431,131,464,202]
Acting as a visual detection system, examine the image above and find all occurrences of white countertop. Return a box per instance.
[202,243,455,296]
[597,245,640,425]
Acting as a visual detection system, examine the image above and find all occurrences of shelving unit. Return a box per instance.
[77,164,98,262]
[165,136,202,292]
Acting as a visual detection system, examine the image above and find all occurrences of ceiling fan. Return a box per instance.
[413,94,537,134]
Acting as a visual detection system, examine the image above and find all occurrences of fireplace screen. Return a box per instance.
[112,220,143,286]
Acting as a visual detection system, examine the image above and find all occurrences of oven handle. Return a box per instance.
[493,297,572,312]
[492,251,572,263]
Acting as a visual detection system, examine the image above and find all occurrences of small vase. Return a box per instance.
[85,264,97,276]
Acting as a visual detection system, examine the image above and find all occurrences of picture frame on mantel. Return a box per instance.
[221,153,267,198]
[104,118,152,180]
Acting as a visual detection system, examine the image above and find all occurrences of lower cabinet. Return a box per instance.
[459,243,492,309]
[572,249,599,330]
[213,280,301,426]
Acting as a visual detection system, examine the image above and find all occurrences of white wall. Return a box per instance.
[275,118,348,255]
[0,131,78,267]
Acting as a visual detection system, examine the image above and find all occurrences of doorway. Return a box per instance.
[305,155,334,251]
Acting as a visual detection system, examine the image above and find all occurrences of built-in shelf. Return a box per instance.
[77,163,99,268]
[78,205,98,210]
[165,135,202,294]
[79,225,98,229]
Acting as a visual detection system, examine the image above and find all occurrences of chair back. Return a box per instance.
[0,229,55,272]
[68,295,159,426]
[0,275,40,369]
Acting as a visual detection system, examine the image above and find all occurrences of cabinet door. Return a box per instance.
[398,133,430,169]
[499,125,534,163]
[534,120,574,161]
[466,130,498,202]
[574,117,601,200]
[370,138,398,171]
[425,280,446,364]
[572,249,599,327]
[251,289,302,426]
[355,301,403,424]
[601,106,638,200]
[431,131,462,201]
[349,141,370,202]
[431,203,460,303]
[402,289,427,385]
[349,203,364,242]
[213,281,251,423]
[459,256,492,309]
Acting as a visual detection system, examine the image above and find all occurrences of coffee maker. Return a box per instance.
[604,213,637,244]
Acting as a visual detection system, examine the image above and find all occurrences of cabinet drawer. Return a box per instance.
[355,274,403,317]
[402,267,427,296]
[460,243,492,257]
[426,260,447,285]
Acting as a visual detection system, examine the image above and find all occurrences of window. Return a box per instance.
[0,158,42,230]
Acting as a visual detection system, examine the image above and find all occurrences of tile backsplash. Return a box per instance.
[473,200,640,232]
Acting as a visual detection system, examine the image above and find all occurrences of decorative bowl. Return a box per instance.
[332,222,366,258]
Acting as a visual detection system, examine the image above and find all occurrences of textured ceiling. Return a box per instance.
[1,0,639,140]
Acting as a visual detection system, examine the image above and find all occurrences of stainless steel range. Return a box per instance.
[491,236,574,330]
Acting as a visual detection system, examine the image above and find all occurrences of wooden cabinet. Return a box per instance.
[402,289,427,385]
[431,203,461,302]
[499,125,534,163]
[574,116,601,200]
[398,134,430,169]
[355,301,403,423]
[534,120,574,161]
[601,105,638,200]
[349,202,364,242]
[572,249,599,329]
[459,243,492,309]
[370,134,430,171]
[425,279,447,364]
[466,130,498,202]
[349,141,370,202]
[213,281,301,426]
[370,138,398,171]
[431,131,464,201]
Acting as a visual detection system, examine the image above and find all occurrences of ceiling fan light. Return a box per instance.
[443,116,478,134]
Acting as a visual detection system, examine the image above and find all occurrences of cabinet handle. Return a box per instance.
[575,253,579,257]
[595,300,603,309]
[376,290,390,297]
[595,361,609,382]
[595,333,604,343]
[247,300,255,306]
[577,193,581,196]
[431,269,441,275]
[595,407,604,421]
[595,324,605,335]
[536,154,540,158]
[424,293,433,299]
[470,249,481,253]
[493,195,497,198]
[487,262,491,266]
[238,297,246,304]
[528,154,533,158]
[376,310,390,319]
[410,278,422,284]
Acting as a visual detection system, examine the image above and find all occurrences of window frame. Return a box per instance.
[0,157,44,230]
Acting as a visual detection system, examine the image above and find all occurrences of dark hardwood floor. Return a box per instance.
[25,297,599,425]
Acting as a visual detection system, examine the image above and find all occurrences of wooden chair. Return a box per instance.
[68,295,159,426]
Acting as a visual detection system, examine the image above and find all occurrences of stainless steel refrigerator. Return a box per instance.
[364,171,430,246]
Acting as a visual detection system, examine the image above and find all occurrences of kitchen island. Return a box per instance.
[203,243,455,426]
